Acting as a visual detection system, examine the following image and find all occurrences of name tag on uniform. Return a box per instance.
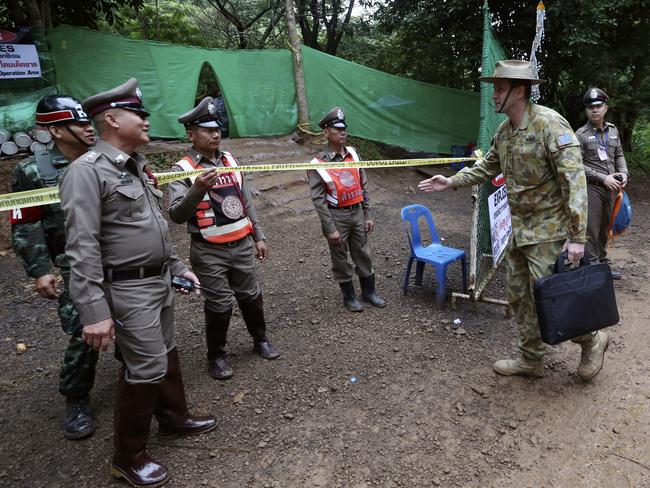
[598,147,608,161]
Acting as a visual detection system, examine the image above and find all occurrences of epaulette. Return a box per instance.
[605,121,617,129]
[80,150,101,163]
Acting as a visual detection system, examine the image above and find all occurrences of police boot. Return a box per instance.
[205,307,233,380]
[359,274,386,308]
[577,331,609,381]
[239,296,281,360]
[155,348,217,436]
[63,395,95,439]
[339,281,364,312]
[111,371,170,488]
[493,356,544,378]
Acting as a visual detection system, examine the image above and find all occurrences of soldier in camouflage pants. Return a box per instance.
[10,95,99,438]
[419,60,609,381]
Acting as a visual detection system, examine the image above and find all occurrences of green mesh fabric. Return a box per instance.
[38,25,480,152]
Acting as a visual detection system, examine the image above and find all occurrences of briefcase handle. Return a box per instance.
[553,250,591,274]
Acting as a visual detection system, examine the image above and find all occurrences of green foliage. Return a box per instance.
[96,1,209,47]
[347,136,390,161]
[626,117,650,174]
[367,0,650,152]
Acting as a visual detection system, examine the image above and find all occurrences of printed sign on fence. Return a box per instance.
[488,176,512,266]
[0,43,41,79]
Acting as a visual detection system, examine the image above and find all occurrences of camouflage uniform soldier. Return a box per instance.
[308,107,386,312]
[10,95,99,439]
[576,88,628,279]
[419,60,608,381]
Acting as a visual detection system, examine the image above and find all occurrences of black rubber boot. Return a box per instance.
[63,395,95,440]
[111,371,170,488]
[339,281,364,312]
[205,307,233,380]
[239,296,281,360]
[359,274,387,308]
[155,348,217,436]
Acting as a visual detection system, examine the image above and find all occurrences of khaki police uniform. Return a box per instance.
[308,106,385,312]
[61,138,187,382]
[576,89,628,263]
[60,79,216,488]
[169,147,264,312]
[168,96,279,381]
[308,146,373,282]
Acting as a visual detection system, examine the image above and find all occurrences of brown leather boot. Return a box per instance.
[111,371,170,488]
[205,306,234,380]
[239,296,281,360]
[155,348,217,436]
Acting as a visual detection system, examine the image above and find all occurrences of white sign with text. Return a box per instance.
[0,44,41,79]
[488,175,512,266]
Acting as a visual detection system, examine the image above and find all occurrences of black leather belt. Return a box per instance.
[191,233,248,247]
[328,203,361,210]
[104,263,168,282]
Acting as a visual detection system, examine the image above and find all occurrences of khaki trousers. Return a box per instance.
[106,271,175,384]
[326,206,373,283]
[190,235,261,313]
[586,183,617,263]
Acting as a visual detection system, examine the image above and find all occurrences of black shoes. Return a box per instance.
[360,274,386,308]
[339,281,364,312]
[63,395,95,439]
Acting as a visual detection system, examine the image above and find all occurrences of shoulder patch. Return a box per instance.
[556,133,573,147]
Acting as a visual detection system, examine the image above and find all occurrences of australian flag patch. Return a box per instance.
[556,133,573,146]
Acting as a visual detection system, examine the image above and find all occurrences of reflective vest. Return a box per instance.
[175,151,253,244]
[311,147,364,208]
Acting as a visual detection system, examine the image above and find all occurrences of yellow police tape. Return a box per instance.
[0,156,478,212]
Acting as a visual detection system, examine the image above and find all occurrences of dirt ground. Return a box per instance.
[0,137,648,488]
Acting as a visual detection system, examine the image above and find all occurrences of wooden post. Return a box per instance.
[285,0,310,138]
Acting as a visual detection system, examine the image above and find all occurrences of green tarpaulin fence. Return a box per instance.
[41,25,480,153]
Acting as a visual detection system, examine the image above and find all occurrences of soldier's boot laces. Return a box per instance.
[577,331,609,381]
[63,395,95,440]
[493,357,544,378]
[339,281,364,312]
[359,273,386,308]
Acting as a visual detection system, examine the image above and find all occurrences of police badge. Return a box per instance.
[136,86,143,101]
[208,101,216,115]
[336,108,345,120]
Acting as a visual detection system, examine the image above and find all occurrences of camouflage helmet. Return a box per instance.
[35,95,91,126]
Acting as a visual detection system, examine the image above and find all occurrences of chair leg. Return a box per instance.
[435,266,448,306]
[414,261,425,286]
[461,256,468,293]
[403,257,414,295]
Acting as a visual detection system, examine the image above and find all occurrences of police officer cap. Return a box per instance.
[583,87,609,106]
[82,78,150,118]
[319,107,347,129]
[178,97,223,129]
[35,95,90,126]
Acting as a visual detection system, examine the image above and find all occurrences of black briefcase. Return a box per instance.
[534,252,619,345]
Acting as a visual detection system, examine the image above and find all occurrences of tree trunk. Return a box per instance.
[285,0,310,138]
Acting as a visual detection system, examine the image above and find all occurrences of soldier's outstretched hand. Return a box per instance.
[82,318,115,352]
[35,274,60,299]
[418,175,452,192]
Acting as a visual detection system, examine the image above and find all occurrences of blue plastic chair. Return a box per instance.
[401,204,467,305]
